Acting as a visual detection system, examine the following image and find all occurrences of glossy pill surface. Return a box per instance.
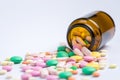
[46,59,58,67]
[82,66,96,75]
[10,56,23,64]
[59,71,72,79]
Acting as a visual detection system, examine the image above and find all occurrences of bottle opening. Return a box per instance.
[67,24,95,50]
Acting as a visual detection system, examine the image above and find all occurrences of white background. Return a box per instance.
[0,0,120,80]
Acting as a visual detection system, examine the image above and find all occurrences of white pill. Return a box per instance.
[40,68,49,78]
[6,75,12,79]
[57,61,66,68]
[73,48,84,56]
[0,70,7,75]
[81,47,91,56]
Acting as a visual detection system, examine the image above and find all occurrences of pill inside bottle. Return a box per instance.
[67,11,115,51]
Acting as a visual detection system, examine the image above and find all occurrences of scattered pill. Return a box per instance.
[10,56,23,64]
[81,47,91,56]
[59,71,72,79]
[84,56,94,62]
[57,51,69,58]
[2,65,12,72]
[82,66,96,75]
[21,74,31,80]
[92,71,100,77]
[46,75,58,80]
[68,76,76,80]
[0,70,7,75]
[46,59,58,67]
[109,64,117,69]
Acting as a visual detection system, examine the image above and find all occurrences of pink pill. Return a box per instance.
[30,71,40,77]
[84,56,94,62]
[2,66,12,72]
[46,75,59,80]
[31,66,42,71]
[73,43,82,50]
[79,61,88,68]
[35,62,46,68]
[73,48,84,56]
[21,66,31,72]
[21,74,31,80]
[42,57,51,62]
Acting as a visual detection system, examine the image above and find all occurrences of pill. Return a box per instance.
[40,68,49,78]
[82,66,96,75]
[30,71,40,77]
[73,48,84,56]
[35,62,46,68]
[109,64,117,69]
[91,52,101,58]
[68,76,76,80]
[71,70,78,75]
[57,46,66,52]
[10,56,23,64]
[2,65,12,72]
[84,56,94,62]
[81,47,91,56]
[70,66,78,70]
[100,53,106,57]
[86,62,100,70]
[57,51,69,57]
[76,37,86,46]
[85,36,91,42]
[92,71,100,77]
[21,74,31,80]
[0,61,9,66]
[46,59,58,67]
[72,43,82,50]
[57,61,66,68]
[68,51,75,57]
[0,70,7,75]
[70,56,83,62]
[59,71,72,79]
[79,61,88,68]
[46,75,59,80]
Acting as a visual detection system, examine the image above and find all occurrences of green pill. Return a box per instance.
[10,56,23,64]
[59,71,72,79]
[57,51,69,57]
[57,46,66,51]
[70,66,78,70]
[46,59,58,67]
[82,66,96,75]
[68,51,75,57]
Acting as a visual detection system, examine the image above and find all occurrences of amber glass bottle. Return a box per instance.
[67,11,115,51]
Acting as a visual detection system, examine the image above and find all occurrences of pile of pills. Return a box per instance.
[0,42,117,80]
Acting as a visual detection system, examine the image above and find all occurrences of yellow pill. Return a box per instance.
[65,68,73,72]
[81,33,86,39]
[91,52,101,58]
[70,55,83,62]
[86,62,100,70]
[109,64,117,69]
